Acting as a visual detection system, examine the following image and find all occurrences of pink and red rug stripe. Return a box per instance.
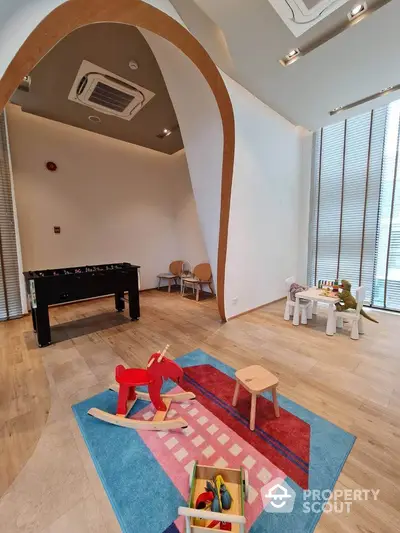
[182,365,310,489]
[135,386,285,530]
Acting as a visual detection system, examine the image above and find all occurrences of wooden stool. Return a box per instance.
[232,365,279,431]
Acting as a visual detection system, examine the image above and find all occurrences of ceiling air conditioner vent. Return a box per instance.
[68,60,155,121]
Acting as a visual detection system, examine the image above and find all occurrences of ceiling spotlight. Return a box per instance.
[279,48,301,67]
[88,115,101,123]
[347,2,367,20]
[18,75,31,92]
[351,4,363,15]
[156,124,179,139]
[157,128,172,139]
[330,106,343,115]
[330,83,400,116]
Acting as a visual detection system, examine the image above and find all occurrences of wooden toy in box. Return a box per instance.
[178,462,248,533]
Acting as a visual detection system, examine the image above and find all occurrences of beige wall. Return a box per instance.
[7,105,208,290]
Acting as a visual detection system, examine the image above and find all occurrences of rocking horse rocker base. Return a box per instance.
[88,346,195,431]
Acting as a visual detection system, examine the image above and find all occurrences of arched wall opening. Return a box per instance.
[0,0,235,321]
[139,28,224,302]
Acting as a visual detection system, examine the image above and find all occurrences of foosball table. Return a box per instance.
[23,262,140,347]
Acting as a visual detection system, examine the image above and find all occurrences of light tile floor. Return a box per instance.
[0,338,123,533]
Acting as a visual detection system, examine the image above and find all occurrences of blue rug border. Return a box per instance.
[72,348,356,533]
[176,350,356,532]
[73,393,128,532]
[73,389,187,533]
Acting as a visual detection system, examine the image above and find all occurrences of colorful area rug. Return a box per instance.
[73,350,355,533]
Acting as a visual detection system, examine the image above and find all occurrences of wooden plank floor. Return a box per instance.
[0,289,399,532]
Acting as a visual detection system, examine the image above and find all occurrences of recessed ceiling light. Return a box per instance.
[18,75,31,92]
[129,60,139,71]
[156,128,173,139]
[347,2,367,20]
[329,83,400,116]
[88,115,101,123]
[351,4,363,15]
[279,48,301,67]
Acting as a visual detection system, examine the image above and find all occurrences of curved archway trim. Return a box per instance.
[0,0,234,321]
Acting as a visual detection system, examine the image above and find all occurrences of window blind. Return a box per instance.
[0,110,22,320]
[308,102,400,312]
[373,100,400,310]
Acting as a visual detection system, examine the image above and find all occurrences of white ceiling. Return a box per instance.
[174,0,400,130]
[265,0,351,37]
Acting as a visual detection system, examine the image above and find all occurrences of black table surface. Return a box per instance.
[24,262,140,279]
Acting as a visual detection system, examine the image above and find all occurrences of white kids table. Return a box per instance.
[292,287,340,336]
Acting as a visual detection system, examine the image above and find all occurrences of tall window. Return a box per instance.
[308,100,400,312]
[0,111,22,320]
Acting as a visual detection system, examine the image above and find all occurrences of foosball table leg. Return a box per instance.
[31,307,37,332]
[128,288,140,321]
[115,291,125,312]
[35,304,51,347]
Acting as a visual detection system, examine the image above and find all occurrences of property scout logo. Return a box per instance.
[261,480,296,513]
[261,480,379,514]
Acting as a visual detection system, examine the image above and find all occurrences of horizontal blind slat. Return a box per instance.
[0,110,22,320]
[372,101,400,309]
[385,102,400,310]
[308,130,321,286]
[315,122,345,283]
[338,112,371,290]
[309,103,399,311]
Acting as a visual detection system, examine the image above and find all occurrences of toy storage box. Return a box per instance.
[178,462,248,533]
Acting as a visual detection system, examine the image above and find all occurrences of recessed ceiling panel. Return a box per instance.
[68,60,155,120]
[11,23,183,154]
[267,0,349,36]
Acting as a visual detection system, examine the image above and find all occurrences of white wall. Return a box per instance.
[3,108,28,312]
[141,28,224,293]
[7,105,207,290]
[222,75,310,318]
[141,29,313,318]
[171,151,209,269]
[141,0,184,22]
[169,0,237,79]
[297,128,313,285]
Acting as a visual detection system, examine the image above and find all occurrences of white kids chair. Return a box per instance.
[334,285,365,340]
[284,276,312,324]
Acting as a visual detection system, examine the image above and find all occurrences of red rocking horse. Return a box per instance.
[88,345,195,431]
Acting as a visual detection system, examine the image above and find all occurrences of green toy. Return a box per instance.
[336,280,378,323]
